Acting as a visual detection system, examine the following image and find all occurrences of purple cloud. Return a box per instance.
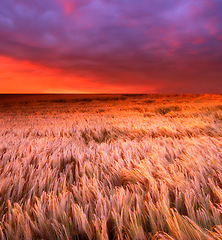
[0,0,221,93]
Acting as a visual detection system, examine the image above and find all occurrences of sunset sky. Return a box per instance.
[0,0,221,93]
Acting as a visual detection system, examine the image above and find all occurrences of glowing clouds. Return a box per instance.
[0,0,221,93]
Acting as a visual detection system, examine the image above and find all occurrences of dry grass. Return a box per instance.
[0,94,221,240]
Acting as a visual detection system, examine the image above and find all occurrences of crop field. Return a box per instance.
[0,94,222,240]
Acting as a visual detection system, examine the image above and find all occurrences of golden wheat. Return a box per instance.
[0,94,221,239]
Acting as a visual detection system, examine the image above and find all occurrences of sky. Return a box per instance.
[0,0,221,93]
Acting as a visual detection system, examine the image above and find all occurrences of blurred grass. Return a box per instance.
[0,94,221,239]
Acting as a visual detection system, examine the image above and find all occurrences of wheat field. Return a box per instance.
[0,94,221,240]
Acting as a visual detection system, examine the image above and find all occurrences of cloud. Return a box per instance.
[0,0,221,93]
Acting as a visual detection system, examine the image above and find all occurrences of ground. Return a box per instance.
[0,94,222,239]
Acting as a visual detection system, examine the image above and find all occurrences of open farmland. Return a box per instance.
[0,94,222,240]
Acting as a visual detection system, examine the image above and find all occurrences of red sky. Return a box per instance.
[0,0,221,93]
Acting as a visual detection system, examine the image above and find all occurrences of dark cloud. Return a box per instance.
[0,0,221,93]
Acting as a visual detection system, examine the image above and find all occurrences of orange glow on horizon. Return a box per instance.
[0,56,60,93]
[0,56,156,94]
[0,56,93,93]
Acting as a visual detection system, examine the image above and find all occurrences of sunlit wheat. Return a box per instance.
[0,94,221,239]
